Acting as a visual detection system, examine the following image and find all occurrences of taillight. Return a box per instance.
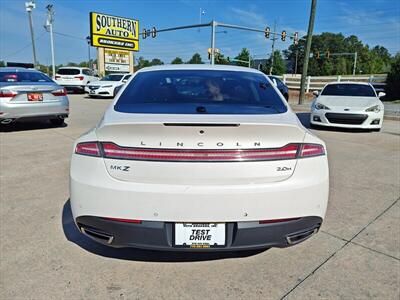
[103,217,142,224]
[75,142,101,157]
[101,142,300,162]
[55,75,60,80]
[259,217,300,224]
[51,88,67,96]
[299,144,325,157]
[74,142,325,162]
[0,90,17,98]
[75,76,84,80]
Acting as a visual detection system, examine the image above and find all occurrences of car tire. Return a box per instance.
[50,118,65,126]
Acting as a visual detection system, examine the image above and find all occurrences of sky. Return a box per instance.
[0,0,399,66]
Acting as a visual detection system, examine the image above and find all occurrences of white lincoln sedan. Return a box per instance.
[70,65,329,251]
[310,82,385,131]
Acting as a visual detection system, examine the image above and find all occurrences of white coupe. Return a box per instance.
[310,82,385,131]
[85,73,131,98]
[70,65,329,251]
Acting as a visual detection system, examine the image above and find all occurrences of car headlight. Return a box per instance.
[314,102,330,110]
[102,85,113,88]
[365,105,380,113]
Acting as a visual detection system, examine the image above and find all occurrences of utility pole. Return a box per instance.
[294,47,299,74]
[353,52,357,75]
[86,36,91,69]
[299,0,317,104]
[46,4,55,78]
[269,21,277,75]
[210,21,216,65]
[25,1,37,68]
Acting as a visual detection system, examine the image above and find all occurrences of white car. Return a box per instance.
[70,65,329,251]
[85,73,131,98]
[310,82,385,131]
[55,67,98,93]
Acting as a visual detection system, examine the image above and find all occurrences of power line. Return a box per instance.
[1,31,46,61]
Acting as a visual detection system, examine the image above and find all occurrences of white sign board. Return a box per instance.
[104,63,130,72]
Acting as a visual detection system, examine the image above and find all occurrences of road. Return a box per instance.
[1,94,399,299]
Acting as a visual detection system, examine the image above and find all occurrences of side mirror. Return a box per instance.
[312,90,319,96]
[122,79,127,83]
[378,92,386,98]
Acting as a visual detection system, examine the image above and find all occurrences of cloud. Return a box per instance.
[228,7,268,27]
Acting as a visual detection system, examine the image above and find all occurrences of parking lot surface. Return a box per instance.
[1,94,399,299]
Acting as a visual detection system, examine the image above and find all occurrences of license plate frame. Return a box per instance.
[27,93,43,101]
[173,223,226,249]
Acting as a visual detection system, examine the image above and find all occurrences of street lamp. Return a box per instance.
[25,1,37,68]
[86,36,91,70]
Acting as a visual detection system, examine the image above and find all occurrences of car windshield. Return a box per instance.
[57,68,80,75]
[0,71,52,82]
[321,84,376,97]
[101,74,124,81]
[115,70,287,114]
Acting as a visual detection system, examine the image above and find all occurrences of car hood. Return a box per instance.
[317,96,380,109]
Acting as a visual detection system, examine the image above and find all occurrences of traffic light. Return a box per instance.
[264,26,270,39]
[294,32,299,45]
[151,27,157,38]
[142,28,148,39]
[281,30,286,41]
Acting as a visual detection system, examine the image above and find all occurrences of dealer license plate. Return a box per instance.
[174,223,226,248]
[27,93,43,101]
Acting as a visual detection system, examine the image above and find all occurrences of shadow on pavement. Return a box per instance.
[0,119,67,133]
[62,199,267,262]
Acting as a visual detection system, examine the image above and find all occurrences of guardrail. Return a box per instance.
[276,74,387,92]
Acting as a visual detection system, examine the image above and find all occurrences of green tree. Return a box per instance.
[264,50,286,75]
[0,60,5,67]
[234,48,250,67]
[215,53,230,65]
[135,57,150,70]
[386,53,400,100]
[187,53,203,64]
[285,32,391,76]
[150,58,163,66]
[171,57,183,64]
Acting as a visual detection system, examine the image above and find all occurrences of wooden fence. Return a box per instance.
[276,74,387,92]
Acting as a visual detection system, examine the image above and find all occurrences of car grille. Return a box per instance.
[325,113,368,125]
[88,86,100,90]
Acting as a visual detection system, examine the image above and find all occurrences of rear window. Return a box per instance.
[57,68,80,75]
[115,70,287,114]
[0,71,52,82]
[321,84,376,97]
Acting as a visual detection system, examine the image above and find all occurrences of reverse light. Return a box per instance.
[55,75,61,80]
[299,144,325,157]
[75,142,101,157]
[75,76,84,81]
[315,102,330,110]
[365,105,380,113]
[0,89,17,98]
[51,88,67,96]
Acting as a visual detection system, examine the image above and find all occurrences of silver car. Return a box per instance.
[0,68,69,126]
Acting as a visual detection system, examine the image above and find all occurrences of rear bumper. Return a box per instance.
[76,216,322,251]
[0,99,69,120]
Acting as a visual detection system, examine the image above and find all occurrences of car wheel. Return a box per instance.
[50,118,65,126]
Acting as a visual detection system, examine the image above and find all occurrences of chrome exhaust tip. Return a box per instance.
[286,227,319,245]
[80,226,114,244]
[0,119,14,125]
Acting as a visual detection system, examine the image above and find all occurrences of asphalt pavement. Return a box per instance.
[1,94,399,299]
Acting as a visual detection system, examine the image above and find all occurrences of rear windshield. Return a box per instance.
[0,71,52,82]
[101,74,123,81]
[321,84,376,97]
[57,68,80,75]
[115,70,287,114]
